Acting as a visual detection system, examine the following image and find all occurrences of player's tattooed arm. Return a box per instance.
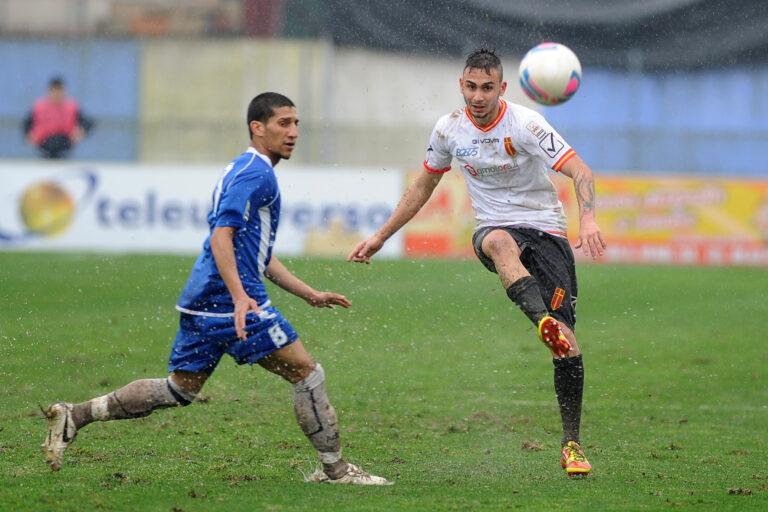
[559,154,607,259]
[572,165,596,220]
[559,153,594,220]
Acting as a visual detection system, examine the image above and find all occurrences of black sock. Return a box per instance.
[506,276,548,326]
[553,354,584,446]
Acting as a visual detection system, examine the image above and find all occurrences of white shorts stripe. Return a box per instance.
[175,300,273,319]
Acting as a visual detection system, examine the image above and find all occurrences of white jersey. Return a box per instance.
[424,98,575,237]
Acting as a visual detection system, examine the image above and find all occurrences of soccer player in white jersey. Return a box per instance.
[349,49,606,476]
[42,92,391,486]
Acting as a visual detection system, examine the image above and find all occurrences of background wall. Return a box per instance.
[1,1,767,267]
[138,38,333,163]
[135,40,536,166]
[545,66,768,176]
[0,39,140,160]
[2,36,768,175]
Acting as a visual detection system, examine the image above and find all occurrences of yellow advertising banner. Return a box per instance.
[403,170,768,266]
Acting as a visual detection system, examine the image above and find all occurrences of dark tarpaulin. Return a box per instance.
[285,0,768,70]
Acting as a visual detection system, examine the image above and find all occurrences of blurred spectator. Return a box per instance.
[22,77,94,159]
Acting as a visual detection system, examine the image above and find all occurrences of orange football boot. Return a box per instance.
[561,441,592,476]
[537,316,571,358]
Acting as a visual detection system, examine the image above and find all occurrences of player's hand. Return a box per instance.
[306,291,351,309]
[574,217,607,260]
[233,297,260,340]
[347,236,384,264]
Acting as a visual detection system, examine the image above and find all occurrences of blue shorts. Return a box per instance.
[168,306,298,375]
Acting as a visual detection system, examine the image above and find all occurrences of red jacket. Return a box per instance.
[27,97,80,145]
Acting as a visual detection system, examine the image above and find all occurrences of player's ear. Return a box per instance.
[459,77,463,91]
[500,80,507,95]
[249,120,264,137]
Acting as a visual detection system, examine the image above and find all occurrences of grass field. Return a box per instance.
[1,252,767,511]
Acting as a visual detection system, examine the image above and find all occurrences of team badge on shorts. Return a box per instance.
[551,287,566,310]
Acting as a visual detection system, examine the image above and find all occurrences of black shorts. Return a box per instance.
[472,226,578,331]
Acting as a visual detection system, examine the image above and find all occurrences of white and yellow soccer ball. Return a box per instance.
[518,42,582,106]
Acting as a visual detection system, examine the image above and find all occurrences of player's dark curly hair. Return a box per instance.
[247,92,295,138]
[464,47,503,80]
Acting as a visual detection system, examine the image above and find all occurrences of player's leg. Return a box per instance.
[74,372,203,426]
[553,323,585,446]
[43,313,224,471]
[477,228,546,321]
[257,339,390,485]
[475,227,591,474]
[222,311,344,473]
[72,314,224,426]
[42,372,203,471]
[257,340,343,473]
[556,345,590,475]
[473,227,570,356]
[522,234,591,475]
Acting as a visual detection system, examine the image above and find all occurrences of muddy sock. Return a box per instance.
[292,363,345,478]
[71,377,196,429]
[506,276,549,326]
[553,354,584,445]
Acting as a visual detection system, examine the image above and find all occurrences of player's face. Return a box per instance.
[254,106,299,163]
[460,67,507,125]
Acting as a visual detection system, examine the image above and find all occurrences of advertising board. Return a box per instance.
[0,162,402,257]
[403,170,768,266]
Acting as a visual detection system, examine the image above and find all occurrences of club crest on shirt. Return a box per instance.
[504,137,516,156]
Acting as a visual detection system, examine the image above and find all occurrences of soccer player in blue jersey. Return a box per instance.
[42,92,391,486]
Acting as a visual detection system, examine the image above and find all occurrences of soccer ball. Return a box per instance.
[518,42,582,106]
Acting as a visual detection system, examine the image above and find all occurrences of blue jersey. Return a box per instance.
[176,147,280,317]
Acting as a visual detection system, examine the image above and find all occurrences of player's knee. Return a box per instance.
[166,376,198,407]
[292,362,325,392]
[483,230,520,259]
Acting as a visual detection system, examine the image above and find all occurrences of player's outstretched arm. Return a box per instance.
[348,170,443,263]
[265,256,351,309]
[559,155,607,259]
[210,226,261,340]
